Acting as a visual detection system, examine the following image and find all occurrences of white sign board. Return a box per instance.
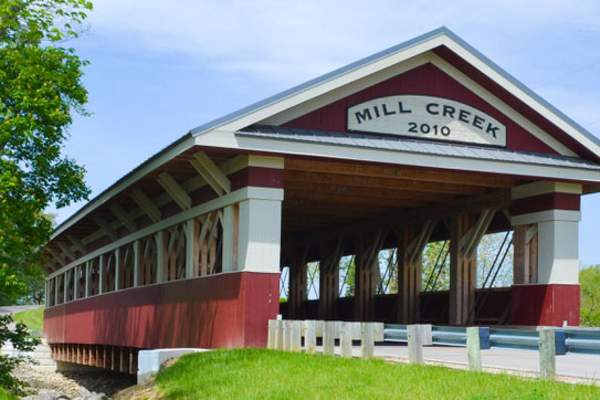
[347,95,506,147]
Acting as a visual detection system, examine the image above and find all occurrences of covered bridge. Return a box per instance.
[42,28,600,373]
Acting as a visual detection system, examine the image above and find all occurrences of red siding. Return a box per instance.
[511,284,580,326]
[230,167,283,191]
[285,63,559,155]
[44,271,279,349]
[511,193,581,216]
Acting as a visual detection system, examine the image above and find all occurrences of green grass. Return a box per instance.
[155,349,600,399]
[12,307,43,335]
[0,387,17,400]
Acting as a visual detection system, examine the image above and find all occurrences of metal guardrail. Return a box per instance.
[384,324,587,355]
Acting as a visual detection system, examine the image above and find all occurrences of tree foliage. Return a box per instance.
[0,0,92,393]
[0,0,92,304]
[580,265,600,327]
[0,315,40,395]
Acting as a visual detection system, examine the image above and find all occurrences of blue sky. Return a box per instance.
[51,0,600,265]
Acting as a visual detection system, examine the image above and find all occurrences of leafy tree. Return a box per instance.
[580,265,600,327]
[0,0,92,393]
[0,0,92,301]
[0,315,40,396]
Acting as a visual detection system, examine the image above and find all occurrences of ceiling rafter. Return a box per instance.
[131,189,162,223]
[93,216,118,241]
[190,152,231,196]
[157,172,191,211]
[111,203,137,233]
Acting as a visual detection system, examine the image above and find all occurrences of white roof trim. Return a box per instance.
[191,27,600,158]
[195,130,600,183]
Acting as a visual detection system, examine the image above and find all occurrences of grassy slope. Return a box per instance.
[0,387,16,400]
[153,349,600,400]
[12,307,43,334]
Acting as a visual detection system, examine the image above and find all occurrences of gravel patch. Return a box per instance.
[13,364,135,399]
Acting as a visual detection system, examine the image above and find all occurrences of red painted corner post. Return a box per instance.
[510,182,581,326]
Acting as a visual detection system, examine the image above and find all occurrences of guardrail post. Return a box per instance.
[283,320,293,351]
[304,320,317,354]
[539,328,556,380]
[407,324,424,364]
[267,320,277,349]
[360,323,375,359]
[323,321,337,355]
[466,326,482,371]
[340,322,354,358]
[290,321,302,352]
[275,320,284,350]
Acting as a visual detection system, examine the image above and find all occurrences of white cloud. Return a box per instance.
[87,0,600,84]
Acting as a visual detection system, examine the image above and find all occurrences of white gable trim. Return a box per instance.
[260,52,575,157]
[193,29,599,159]
[441,36,600,157]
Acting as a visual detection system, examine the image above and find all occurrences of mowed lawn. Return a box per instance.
[11,307,43,334]
[152,349,600,399]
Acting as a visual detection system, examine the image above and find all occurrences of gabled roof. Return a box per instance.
[50,27,600,240]
[190,26,600,158]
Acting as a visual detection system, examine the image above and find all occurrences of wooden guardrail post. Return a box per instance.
[340,322,354,358]
[304,320,317,354]
[283,320,293,351]
[290,321,302,352]
[275,320,284,350]
[323,321,338,355]
[267,320,277,349]
[466,326,482,371]
[360,322,375,359]
[539,328,556,380]
[407,324,424,364]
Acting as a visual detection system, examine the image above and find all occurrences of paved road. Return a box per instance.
[322,344,600,382]
[0,305,42,315]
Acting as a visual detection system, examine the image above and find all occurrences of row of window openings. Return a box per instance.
[280,232,514,301]
[47,224,224,307]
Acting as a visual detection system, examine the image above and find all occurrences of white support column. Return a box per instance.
[85,261,91,297]
[63,271,68,303]
[73,266,79,300]
[510,181,582,326]
[222,205,239,272]
[98,254,105,294]
[511,182,582,285]
[155,231,166,283]
[54,276,59,305]
[133,240,141,287]
[237,193,283,273]
[114,248,121,291]
[184,220,197,278]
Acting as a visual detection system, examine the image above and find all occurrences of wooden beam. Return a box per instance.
[48,248,66,266]
[460,208,496,256]
[285,187,456,205]
[449,214,477,325]
[285,181,457,203]
[287,190,510,248]
[190,152,231,195]
[111,203,137,233]
[285,158,516,188]
[131,189,161,223]
[67,235,87,255]
[56,241,76,261]
[93,216,118,241]
[285,170,486,195]
[157,172,191,211]
[319,239,343,320]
